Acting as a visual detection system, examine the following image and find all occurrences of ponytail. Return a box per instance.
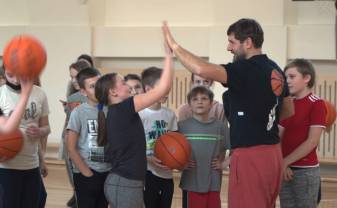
[97,105,107,146]
[95,73,117,146]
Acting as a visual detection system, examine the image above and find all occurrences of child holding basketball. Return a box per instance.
[0,67,50,208]
[0,78,33,134]
[279,59,326,208]
[178,86,229,208]
[66,68,111,208]
[139,67,177,208]
[95,37,173,208]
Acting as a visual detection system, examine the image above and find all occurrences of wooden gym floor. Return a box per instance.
[44,160,337,208]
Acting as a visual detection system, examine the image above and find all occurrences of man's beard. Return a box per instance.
[232,46,246,62]
[232,53,246,62]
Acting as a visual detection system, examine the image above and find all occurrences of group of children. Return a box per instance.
[60,41,231,208]
[0,18,329,208]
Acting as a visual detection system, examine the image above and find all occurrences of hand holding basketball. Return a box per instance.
[148,156,170,170]
[154,132,191,170]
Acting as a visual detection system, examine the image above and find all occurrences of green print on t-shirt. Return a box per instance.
[147,120,169,150]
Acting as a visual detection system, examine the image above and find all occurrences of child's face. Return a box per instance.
[192,75,212,88]
[285,67,310,97]
[113,75,131,100]
[189,93,212,116]
[81,76,100,103]
[69,68,80,90]
[126,79,144,96]
[5,71,19,86]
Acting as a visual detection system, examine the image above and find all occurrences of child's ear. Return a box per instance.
[79,88,87,97]
[303,74,311,84]
[109,88,117,97]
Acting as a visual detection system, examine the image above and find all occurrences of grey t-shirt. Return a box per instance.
[67,102,111,173]
[178,117,229,193]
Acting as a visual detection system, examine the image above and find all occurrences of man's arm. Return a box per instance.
[162,21,228,84]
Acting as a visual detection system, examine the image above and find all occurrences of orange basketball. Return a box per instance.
[154,132,191,169]
[271,70,284,96]
[3,35,47,79]
[324,100,336,127]
[0,129,23,160]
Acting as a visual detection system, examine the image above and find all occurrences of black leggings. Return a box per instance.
[143,171,174,208]
[0,168,41,208]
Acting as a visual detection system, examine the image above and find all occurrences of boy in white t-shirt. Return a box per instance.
[139,67,178,208]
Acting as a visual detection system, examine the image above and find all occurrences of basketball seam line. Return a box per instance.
[158,132,189,168]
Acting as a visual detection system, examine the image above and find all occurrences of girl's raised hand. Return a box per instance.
[162,21,177,52]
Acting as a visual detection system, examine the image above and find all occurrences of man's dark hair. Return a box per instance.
[227,18,264,48]
[187,86,214,104]
[141,67,162,87]
[76,67,101,89]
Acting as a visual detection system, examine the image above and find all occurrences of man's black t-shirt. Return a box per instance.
[0,108,3,116]
[105,97,146,181]
[221,54,289,149]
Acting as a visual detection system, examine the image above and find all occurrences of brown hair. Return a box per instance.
[227,18,264,48]
[284,58,316,88]
[76,67,101,89]
[187,86,214,104]
[77,54,94,67]
[141,67,162,88]
[125,73,141,82]
[95,73,118,146]
[67,60,91,96]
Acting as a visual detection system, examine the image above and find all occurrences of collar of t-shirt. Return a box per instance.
[191,116,216,124]
[5,80,21,91]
